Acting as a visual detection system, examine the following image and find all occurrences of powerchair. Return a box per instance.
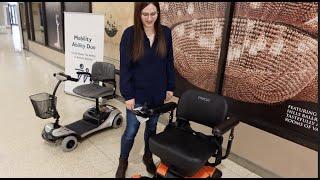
[132,89,239,178]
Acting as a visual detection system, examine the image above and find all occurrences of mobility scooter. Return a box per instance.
[30,62,123,152]
[132,89,239,178]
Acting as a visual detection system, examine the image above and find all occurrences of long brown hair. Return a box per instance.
[132,2,167,61]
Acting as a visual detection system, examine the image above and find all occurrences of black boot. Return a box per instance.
[115,158,128,178]
[142,154,156,175]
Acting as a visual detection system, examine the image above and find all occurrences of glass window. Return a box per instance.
[8,5,18,25]
[45,2,64,50]
[19,3,29,49]
[64,2,90,13]
[31,2,45,44]
[5,7,10,26]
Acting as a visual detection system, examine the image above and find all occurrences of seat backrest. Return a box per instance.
[176,89,228,128]
[91,62,115,82]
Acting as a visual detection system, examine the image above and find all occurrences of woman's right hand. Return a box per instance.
[125,99,135,110]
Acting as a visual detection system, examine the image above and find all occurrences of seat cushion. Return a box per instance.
[73,83,114,98]
[149,127,217,177]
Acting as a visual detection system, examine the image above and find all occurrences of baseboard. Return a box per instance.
[25,50,64,70]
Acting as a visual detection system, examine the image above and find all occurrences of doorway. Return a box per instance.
[7,2,22,51]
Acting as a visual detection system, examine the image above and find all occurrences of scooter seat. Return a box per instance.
[73,83,114,98]
[149,126,217,177]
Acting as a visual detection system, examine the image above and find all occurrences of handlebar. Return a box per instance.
[53,72,79,82]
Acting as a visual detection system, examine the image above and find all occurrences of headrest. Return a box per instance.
[176,89,228,128]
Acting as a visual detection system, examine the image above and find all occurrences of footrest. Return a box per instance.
[65,120,99,135]
[156,162,221,178]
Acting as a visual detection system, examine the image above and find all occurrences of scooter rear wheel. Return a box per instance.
[112,114,123,129]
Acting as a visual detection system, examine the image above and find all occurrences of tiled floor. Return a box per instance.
[0,33,261,178]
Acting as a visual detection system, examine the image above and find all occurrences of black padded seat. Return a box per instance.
[149,127,216,177]
[73,83,114,99]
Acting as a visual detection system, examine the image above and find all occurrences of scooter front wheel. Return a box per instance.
[61,135,78,152]
[41,129,58,145]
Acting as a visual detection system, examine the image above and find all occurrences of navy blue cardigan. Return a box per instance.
[119,25,175,107]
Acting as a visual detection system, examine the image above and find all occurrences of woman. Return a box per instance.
[115,2,175,178]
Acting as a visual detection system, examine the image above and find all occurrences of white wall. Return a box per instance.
[0,2,8,26]
[0,2,10,33]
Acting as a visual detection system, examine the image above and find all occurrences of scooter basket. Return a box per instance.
[29,92,57,119]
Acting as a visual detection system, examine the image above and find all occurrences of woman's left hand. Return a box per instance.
[165,91,174,102]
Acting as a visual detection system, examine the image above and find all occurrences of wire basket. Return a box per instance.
[29,93,57,119]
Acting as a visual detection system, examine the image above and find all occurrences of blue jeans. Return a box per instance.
[120,104,159,160]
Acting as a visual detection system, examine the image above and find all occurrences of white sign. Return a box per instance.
[64,12,104,95]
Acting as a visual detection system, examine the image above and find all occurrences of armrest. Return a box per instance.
[76,72,91,76]
[131,102,177,118]
[148,102,177,115]
[213,116,239,136]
